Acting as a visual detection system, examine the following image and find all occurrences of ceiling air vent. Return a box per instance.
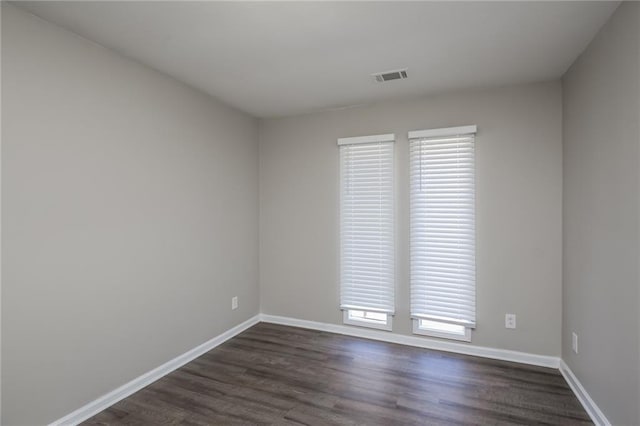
[372,68,408,83]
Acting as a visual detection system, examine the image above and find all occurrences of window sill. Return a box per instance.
[412,319,472,342]
[343,310,393,331]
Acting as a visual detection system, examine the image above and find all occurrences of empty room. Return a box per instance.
[1,1,639,425]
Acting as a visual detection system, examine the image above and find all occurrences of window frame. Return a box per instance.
[338,133,396,331]
[408,125,477,341]
[343,309,393,331]
[412,318,472,342]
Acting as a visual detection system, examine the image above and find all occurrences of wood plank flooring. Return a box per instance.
[84,323,591,425]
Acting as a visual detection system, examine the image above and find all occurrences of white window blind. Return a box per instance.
[339,135,395,314]
[409,126,476,328]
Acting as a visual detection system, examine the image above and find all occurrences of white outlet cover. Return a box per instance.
[572,332,578,354]
[505,314,516,329]
[232,296,238,310]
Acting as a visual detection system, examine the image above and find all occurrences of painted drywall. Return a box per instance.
[0,3,3,423]
[259,81,563,357]
[562,2,640,425]
[1,5,259,425]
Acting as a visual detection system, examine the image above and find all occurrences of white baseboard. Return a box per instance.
[259,314,560,369]
[53,314,609,426]
[559,360,611,426]
[48,314,261,426]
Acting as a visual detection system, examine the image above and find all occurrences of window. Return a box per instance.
[343,309,393,331]
[339,134,395,330]
[409,126,476,341]
[413,319,471,342]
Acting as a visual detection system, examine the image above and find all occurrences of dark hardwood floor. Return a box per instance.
[84,323,591,425]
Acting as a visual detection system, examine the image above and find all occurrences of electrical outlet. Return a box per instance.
[572,332,578,354]
[232,296,238,310]
[505,313,516,329]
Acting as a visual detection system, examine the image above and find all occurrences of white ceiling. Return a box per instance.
[16,1,618,118]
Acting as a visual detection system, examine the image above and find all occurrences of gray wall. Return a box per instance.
[562,2,640,425]
[1,5,259,425]
[6,1,637,424]
[259,81,563,357]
